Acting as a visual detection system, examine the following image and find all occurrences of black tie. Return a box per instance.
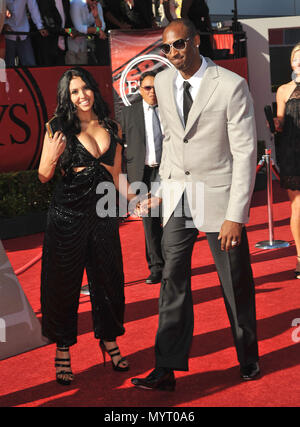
[183,81,193,126]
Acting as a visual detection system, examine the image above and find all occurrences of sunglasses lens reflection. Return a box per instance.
[161,39,186,54]
[142,86,154,91]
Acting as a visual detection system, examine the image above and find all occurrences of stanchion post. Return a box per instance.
[255,149,289,250]
[266,149,274,244]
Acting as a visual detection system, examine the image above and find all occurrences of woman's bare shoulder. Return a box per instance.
[277,81,294,93]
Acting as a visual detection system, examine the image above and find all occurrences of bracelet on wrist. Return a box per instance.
[96,26,100,34]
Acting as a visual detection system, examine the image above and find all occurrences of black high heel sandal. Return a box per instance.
[55,347,74,386]
[99,340,129,372]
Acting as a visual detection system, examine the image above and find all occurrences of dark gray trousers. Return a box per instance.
[155,210,259,371]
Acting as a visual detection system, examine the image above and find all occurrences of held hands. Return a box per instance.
[218,220,243,251]
[129,194,162,217]
[138,195,162,217]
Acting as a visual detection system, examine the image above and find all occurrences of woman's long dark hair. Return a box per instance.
[54,66,116,135]
[54,67,119,172]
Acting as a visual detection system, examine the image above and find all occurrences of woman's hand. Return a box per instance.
[47,131,67,161]
[38,131,66,183]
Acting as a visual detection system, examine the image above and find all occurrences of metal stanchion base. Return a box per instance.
[255,240,290,250]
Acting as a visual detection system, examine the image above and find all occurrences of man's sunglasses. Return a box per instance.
[140,85,155,91]
[160,37,191,55]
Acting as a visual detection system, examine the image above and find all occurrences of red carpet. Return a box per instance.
[0,181,300,407]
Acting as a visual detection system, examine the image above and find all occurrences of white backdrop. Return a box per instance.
[238,16,300,154]
[208,0,300,17]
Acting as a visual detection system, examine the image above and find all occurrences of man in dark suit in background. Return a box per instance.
[120,71,164,284]
[103,0,156,30]
[33,0,73,66]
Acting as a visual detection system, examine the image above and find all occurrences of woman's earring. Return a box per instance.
[71,103,77,113]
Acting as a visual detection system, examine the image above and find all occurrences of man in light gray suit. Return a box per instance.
[131,18,260,391]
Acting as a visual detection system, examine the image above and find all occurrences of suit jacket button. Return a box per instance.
[183,138,188,143]
[185,171,190,175]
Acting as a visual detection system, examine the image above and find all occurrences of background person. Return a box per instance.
[159,0,178,27]
[3,0,48,66]
[274,42,300,279]
[67,0,106,65]
[181,0,213,58]
[103,0,156,30]
[120,71,164,285]
[32,0,74,66]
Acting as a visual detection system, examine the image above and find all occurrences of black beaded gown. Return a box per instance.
[41,131,125,347]
[278,82,300,190]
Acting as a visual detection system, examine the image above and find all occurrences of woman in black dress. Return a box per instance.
[274,43,300,278]
[38,67,135,385]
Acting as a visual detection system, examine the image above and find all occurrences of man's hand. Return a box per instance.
[218,220,243,251]
[97,28,107,39]
[39,29,49,37]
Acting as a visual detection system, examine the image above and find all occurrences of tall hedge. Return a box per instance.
[0,169,59,218]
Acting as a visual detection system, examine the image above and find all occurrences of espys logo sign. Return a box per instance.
[0,67,47,172]
[119,54,173,107]
[110,30,173,120]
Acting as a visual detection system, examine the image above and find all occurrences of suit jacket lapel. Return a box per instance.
[184,59,219,135]
[135,100,146,145]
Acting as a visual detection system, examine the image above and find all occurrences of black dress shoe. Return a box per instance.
[145,273,162,284]
[131,368,176,391]
[240,362,260,380]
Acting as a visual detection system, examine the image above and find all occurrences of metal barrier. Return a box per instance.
[255,150,289,250]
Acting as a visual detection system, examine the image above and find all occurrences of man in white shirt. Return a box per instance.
[67,0,106,65]
[120,71,164,284]
[4,0,48,66]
